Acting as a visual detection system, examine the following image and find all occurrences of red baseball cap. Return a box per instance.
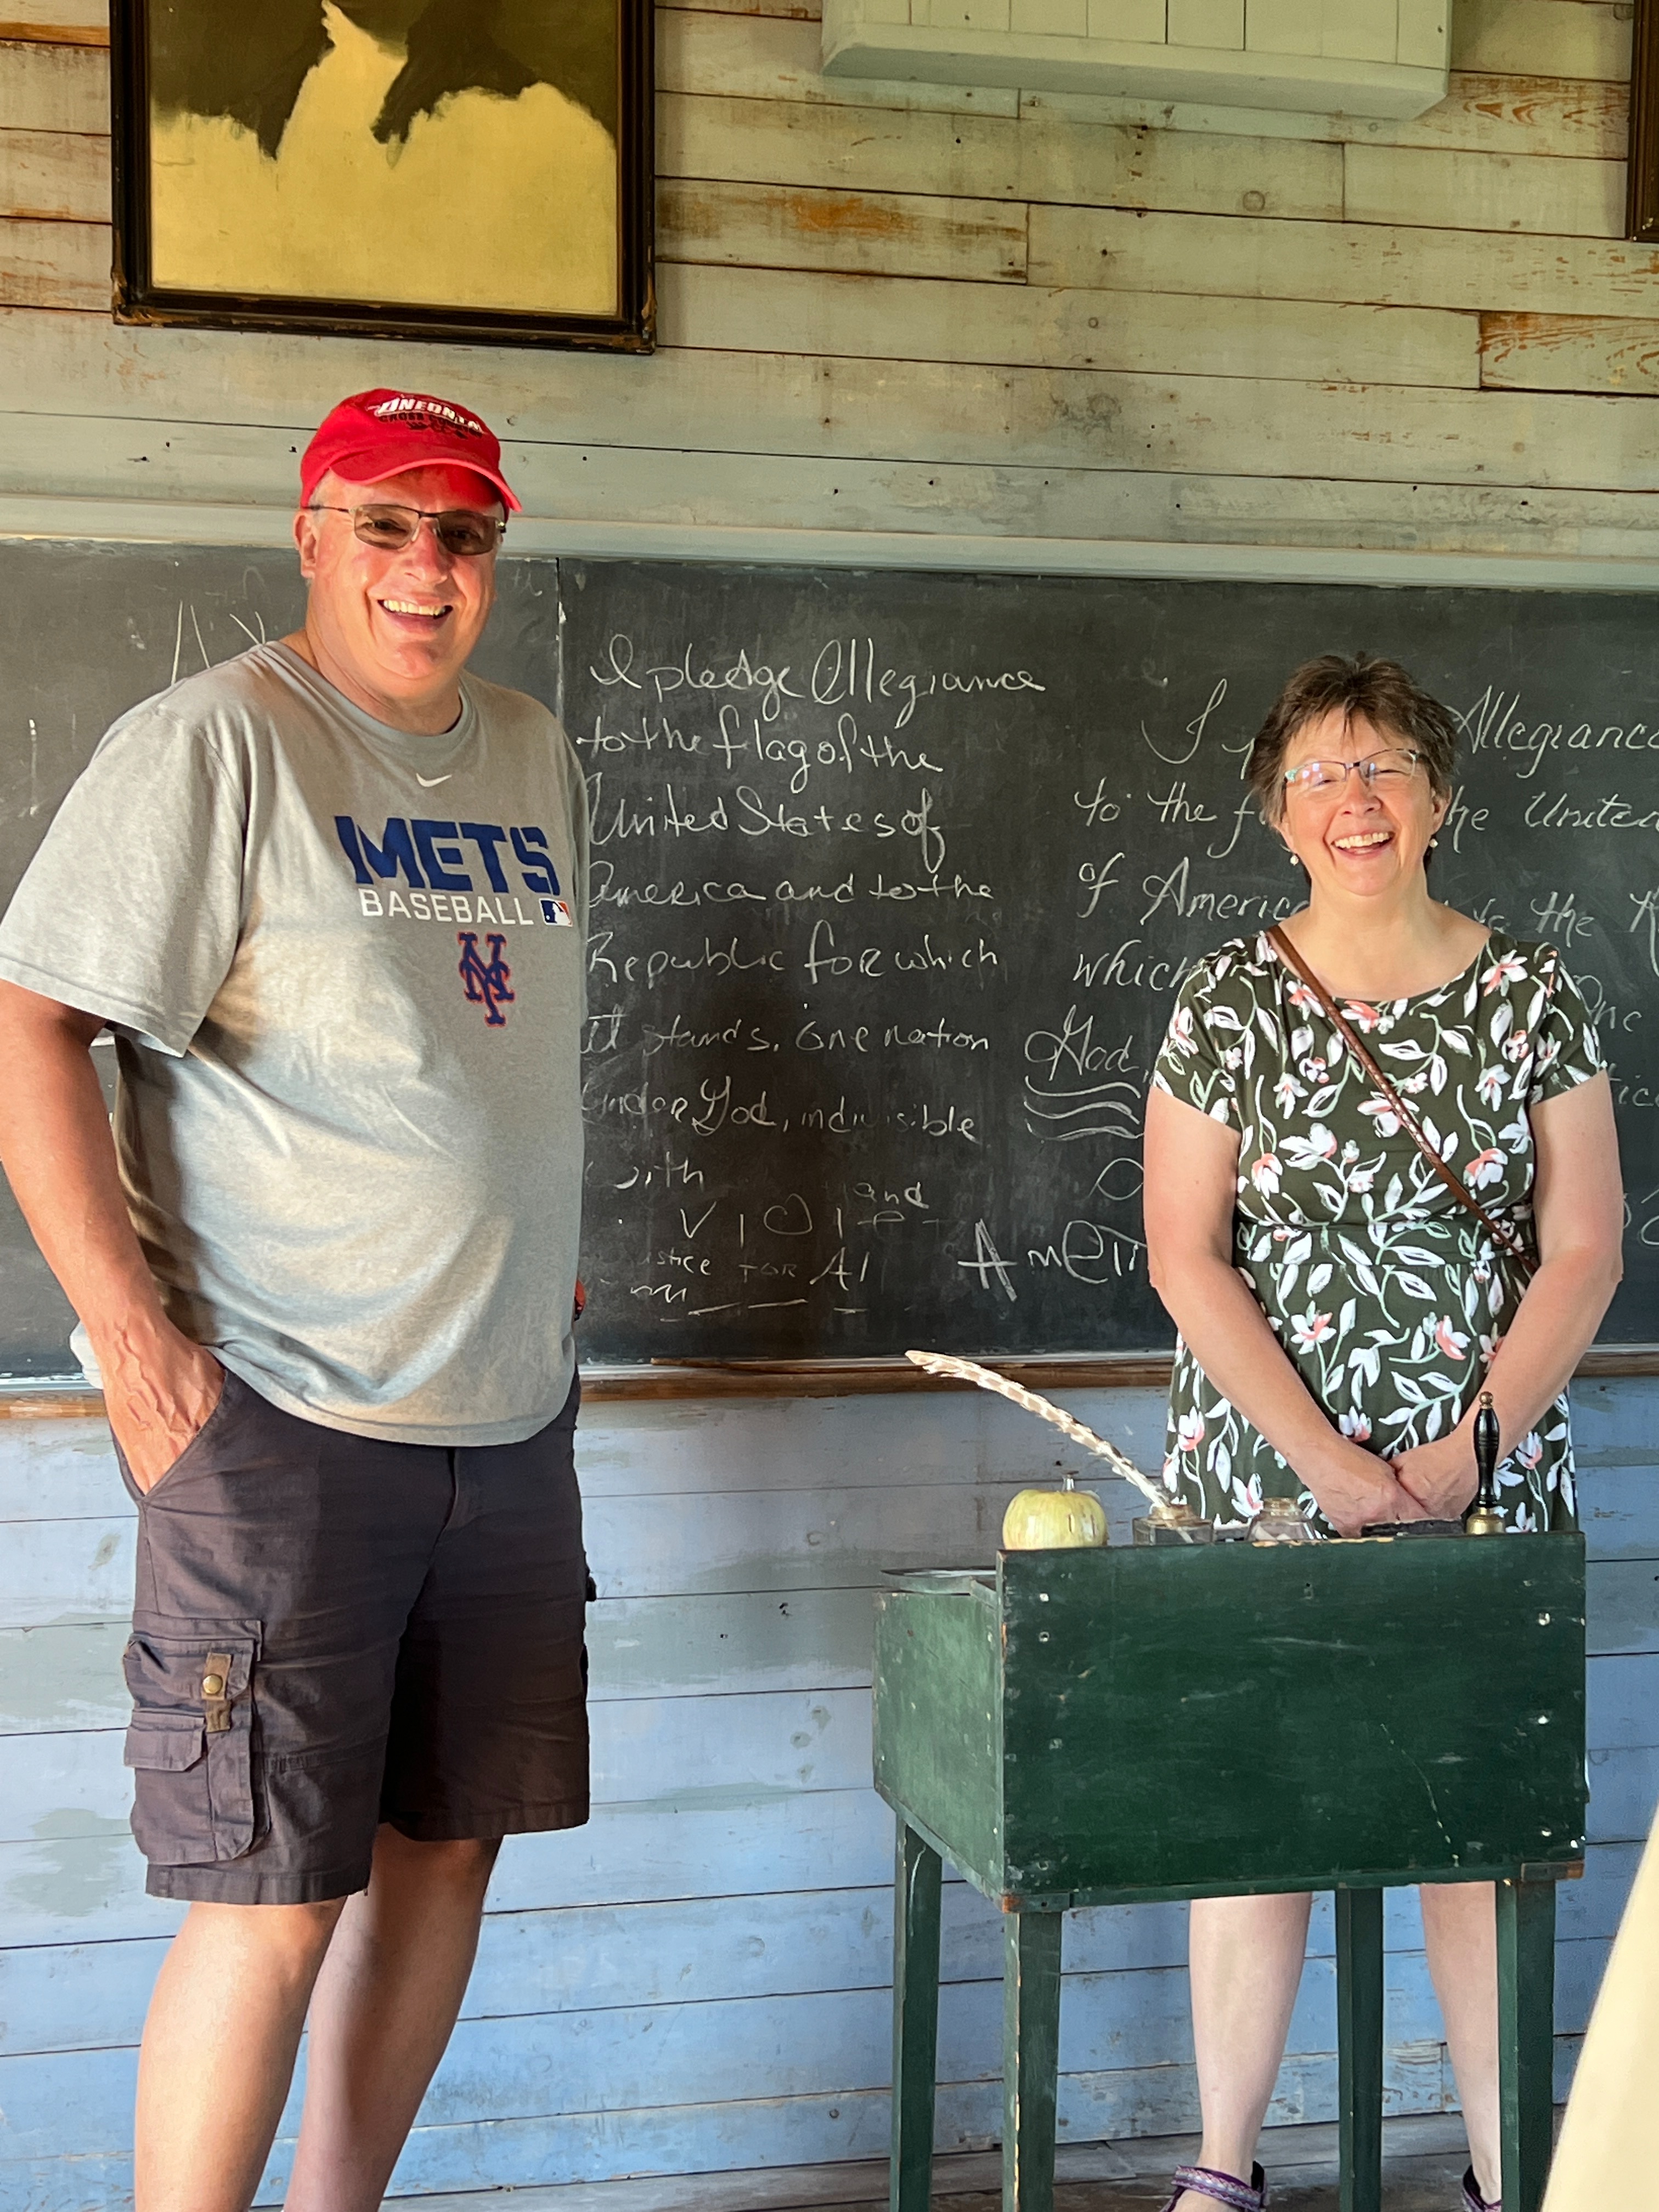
[300,387,521,513]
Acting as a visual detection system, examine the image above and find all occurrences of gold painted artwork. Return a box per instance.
[148,1,619,317]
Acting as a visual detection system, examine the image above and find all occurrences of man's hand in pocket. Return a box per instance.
[94,1318,225,1493]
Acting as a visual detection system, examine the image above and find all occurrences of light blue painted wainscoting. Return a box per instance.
[1,1382,1654,2211]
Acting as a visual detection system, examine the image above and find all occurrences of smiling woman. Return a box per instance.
[1144,654,1621,1542]
[1138,651,1626,2212]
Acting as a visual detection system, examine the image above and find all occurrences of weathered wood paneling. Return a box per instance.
[0,1786,898,1948]
[1584,1559,1659,1657]
[1029,205,1659,319]
[1380,71,1627,160]
[1481,310,1659,395]
[659,93,1345,216]
[1020,71,1626,161]
[0,35,100,130]
[0,0,106,37]
[13,449,1659,565]
[1342,142,1625,239]
[661,265,1479,385]
[13,364,1659,508]
[0,122,101,219]
[3,297,1659,554]
[8,2046,1588,2212]
[673,0,822,19]
[662,178,1029,280]
[0,1952,1533,2159]
[0,207,99,307]
[0,1415,116,1517]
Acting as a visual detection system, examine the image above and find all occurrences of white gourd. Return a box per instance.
[1000,1480,1108,1551]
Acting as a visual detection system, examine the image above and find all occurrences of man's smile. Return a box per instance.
[377,596,453,624]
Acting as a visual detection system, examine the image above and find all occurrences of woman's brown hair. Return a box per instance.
[1246,653,1459,824]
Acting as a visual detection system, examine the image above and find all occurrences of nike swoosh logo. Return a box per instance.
[415,772,452,787]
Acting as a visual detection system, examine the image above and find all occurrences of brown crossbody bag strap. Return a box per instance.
[1264,925,1536,1280]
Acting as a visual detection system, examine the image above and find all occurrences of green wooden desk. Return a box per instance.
[874,1539,1586,2212]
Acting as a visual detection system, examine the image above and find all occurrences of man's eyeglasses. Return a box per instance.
[305,504,505,558]
[1283,747,1424,797]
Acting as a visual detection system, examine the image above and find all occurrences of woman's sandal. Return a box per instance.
[1160,2163,1268,2211]
[1461,2168,1499,2212]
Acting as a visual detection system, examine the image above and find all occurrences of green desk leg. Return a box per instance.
[891,1821,943,2212]
[1497,1878,1556,2212]
[1336,1888,1385,2212]
[1002,1909,1064,2212]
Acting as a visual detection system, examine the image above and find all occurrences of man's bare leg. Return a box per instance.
[284,1826,501,2212]
[135,1898,345,2212]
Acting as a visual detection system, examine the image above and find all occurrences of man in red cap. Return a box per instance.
[0,391,591,2208]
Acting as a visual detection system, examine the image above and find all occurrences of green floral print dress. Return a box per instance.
[1151,929,1605,1534]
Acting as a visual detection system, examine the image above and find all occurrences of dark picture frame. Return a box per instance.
[110,0,654,352]
[1628,0,1659,241]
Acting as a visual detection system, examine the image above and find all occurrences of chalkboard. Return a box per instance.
[2,544,1656,1375]
[564,563,1658,1363]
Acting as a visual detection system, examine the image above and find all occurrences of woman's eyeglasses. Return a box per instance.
[1283,748,1424,797]
[305,504,505,558]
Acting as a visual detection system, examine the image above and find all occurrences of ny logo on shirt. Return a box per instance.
[458,932,515,1026]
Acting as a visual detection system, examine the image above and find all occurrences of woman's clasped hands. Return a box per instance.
[1300,1427,1480,1535]
[1389,1428,1482,1520]
[1300,1434,1435,1536]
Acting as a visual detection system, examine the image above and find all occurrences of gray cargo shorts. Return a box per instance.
[114,1367,589,1904]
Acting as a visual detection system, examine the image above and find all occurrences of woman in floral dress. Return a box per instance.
[1142,656,1623,2212]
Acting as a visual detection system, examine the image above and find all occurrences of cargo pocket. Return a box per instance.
[123,1616,262,1865]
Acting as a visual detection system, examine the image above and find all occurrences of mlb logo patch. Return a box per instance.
[542,897,575,926]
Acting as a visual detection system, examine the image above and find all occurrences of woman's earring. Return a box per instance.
[1427,837,1438,851]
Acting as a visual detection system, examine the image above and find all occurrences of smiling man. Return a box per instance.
[0,390,590,2212]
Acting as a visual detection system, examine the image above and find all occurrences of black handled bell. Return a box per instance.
[1463,1390,1505,1538]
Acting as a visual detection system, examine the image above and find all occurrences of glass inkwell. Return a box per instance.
[1248,1496,1318,1545]
[1132,1498,1215,1548]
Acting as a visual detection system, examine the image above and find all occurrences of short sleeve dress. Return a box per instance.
[1150,929,1605,1534]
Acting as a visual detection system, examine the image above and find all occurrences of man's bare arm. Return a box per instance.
[0,979,221,1488]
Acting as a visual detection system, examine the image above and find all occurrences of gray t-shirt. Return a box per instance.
[0,641,588,1445]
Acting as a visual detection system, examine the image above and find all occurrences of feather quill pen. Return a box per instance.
[905,1349,1166,1509]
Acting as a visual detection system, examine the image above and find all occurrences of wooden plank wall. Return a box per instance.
[1,1383,1654,2208]
[0,1,1653,563]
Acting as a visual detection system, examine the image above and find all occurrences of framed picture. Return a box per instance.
[111,0,653,351]
[1629,0,1659,241]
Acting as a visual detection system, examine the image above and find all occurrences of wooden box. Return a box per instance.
[874,1537,1588,1910]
